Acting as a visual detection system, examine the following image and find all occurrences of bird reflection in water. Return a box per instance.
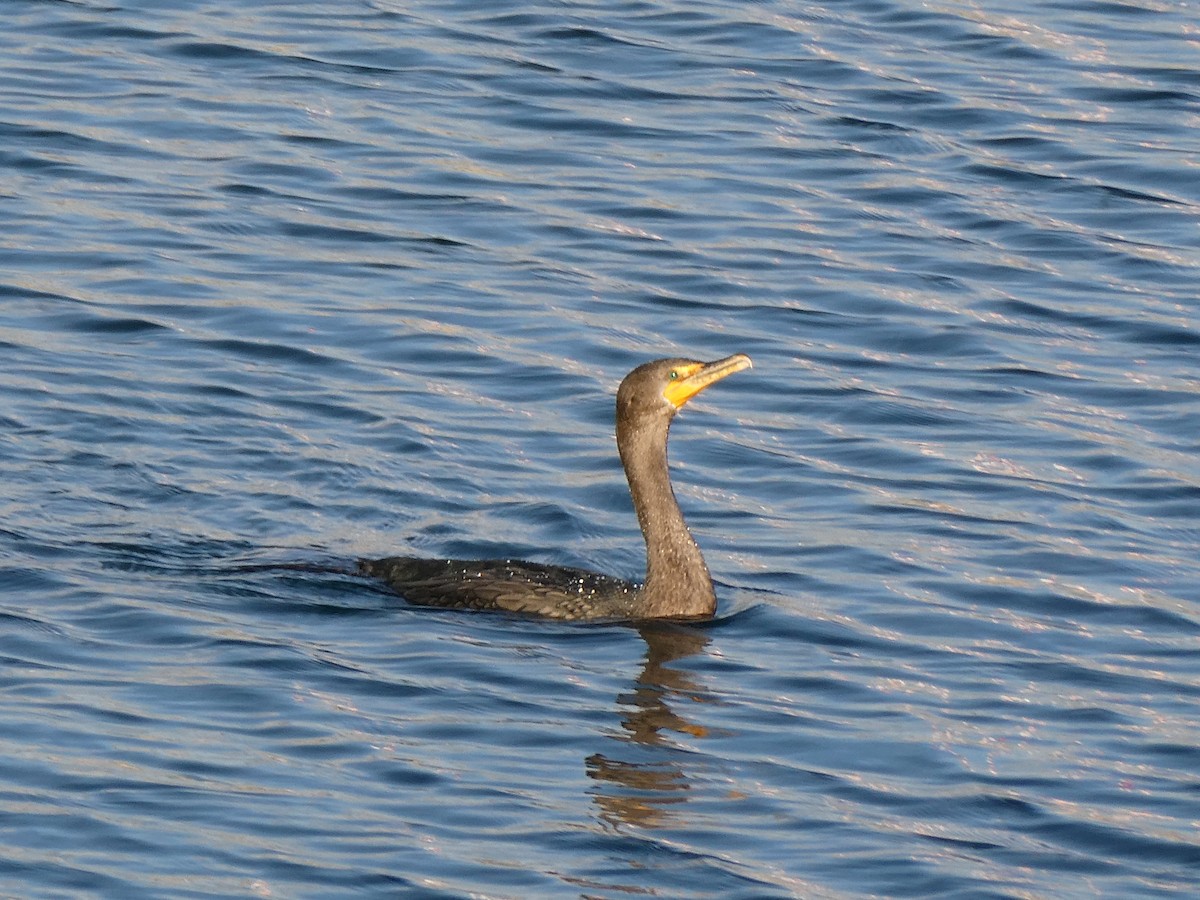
[586,623,713,830]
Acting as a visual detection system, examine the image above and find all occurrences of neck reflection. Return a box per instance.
[586,622,713,830]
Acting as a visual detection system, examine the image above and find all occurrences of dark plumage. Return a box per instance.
[359,354,751,620]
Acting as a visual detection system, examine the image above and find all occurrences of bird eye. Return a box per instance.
[668,370,678,380]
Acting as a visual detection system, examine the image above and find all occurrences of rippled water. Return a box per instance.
[2,1,1198,896]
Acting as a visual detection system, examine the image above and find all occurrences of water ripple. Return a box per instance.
[1,0,1198,895]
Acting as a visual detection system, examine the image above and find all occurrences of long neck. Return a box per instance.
[617,416,716,618]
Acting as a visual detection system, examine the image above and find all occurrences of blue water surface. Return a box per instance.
[2,1,1198,896]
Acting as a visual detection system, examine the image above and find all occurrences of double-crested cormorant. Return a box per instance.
[359,354,751,620]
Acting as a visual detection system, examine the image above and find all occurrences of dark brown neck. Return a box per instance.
[617,415,716,618]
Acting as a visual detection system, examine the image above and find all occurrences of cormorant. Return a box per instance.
[359,354,751,620]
